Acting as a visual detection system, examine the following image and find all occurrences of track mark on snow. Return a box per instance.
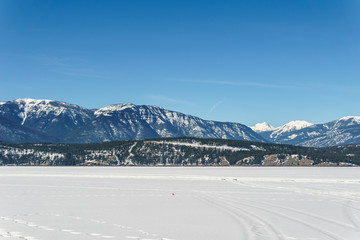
[223,196,346,240]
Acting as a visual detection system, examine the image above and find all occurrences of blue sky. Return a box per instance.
[1,0,359,127]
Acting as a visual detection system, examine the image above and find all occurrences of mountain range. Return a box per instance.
[0,99,263,144]
[251,117,360,147]
[0,98,359,147]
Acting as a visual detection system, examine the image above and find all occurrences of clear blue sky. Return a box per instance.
[1,0,359,127]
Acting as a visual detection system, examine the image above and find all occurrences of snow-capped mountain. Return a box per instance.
[270,121,314,142]
[253,120,314,143]
[0,99,264,143]
[251,122,275,132]
[0,99,94,140]
[64,104,265,143]
[300,116,360,147]
[254,118,360,147]
[1,98,360,147]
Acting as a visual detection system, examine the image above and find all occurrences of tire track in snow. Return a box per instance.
[217,196,347,240]
[228,177,360,203]
[199,193,285,240]
[225,196,360,232]
[196,195,251,240]
[216,197,286,240]
[343,201,360,229]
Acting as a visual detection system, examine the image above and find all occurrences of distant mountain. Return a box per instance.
[0,99,264,143]
[251,122,275,132]
[64,104,264,143]
[0,99,94,140]
[1,98,360,147]
[0,116,55,143]
[253,120,314,144]
[252,117,360,147]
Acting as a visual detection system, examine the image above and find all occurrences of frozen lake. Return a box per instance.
[0,167,359,240]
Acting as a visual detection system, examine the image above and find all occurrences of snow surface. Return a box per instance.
[0,167,359,240]
[146,140,251,151]
[339,116,360,122]
[268,120,314,140]
[277,120,314,133]
[10,98,90,126]
[337,116,360,125]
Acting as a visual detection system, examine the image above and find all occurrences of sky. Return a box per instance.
[1,0,359,127]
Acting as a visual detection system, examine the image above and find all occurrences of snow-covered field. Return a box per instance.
[0,167,359,240]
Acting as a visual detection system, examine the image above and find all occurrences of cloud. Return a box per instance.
[175,79,294,89]
[147,95,194,106]
[31,54,108,79]
[53,69,106,79]
[33,54,72,67]
[209,100,223,113]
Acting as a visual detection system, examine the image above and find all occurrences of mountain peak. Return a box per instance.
[338,116,360,122]
[281,120,314,131]
[0,99,93,135]
[12,98,86,109]
[251,122,275,132]
[269,120,314,138]
[14,98,52,105]
[332,116,360,128]
[94,103,136,116]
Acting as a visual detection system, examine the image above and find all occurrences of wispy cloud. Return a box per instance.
[31,54,108,79]
[33,54,72,67]
[53,69,106,79]
[175,79,294,89]
[209,100,223,113]
[147,95,194,106]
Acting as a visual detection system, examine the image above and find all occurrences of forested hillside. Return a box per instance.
[1,137,359,166]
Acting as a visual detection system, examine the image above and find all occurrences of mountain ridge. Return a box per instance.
[0,98,265,144]
[252,117,360,147]
[1,98,359,147]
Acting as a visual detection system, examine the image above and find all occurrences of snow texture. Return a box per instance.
[251,122,275,132]
[273,120,314,134]
[0,167,359,240]
[145,140,250,151]
[339,116,360,123]
[94,104,136,117]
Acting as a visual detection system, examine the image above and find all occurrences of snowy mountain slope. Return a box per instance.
[251,122,275,132]
[0,99,95,139]
[269,120,314,142]
[254,120,314,143]
[254,117,360,147]
[64,104,265,143]
[0,116,56,143]
[1,98,359,147]
[299,116,360,147]
[273,120,314,134]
